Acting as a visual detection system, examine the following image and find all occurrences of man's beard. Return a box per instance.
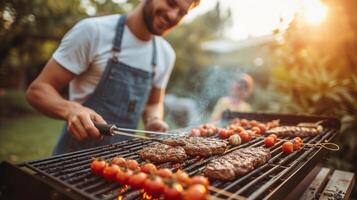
[143,0,160,35]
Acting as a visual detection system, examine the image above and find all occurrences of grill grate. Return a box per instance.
[18,112,339,200]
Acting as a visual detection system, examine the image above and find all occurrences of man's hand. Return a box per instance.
[144,117,169,132]
[66,105,106,140]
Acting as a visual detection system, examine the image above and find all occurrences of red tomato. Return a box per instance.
[218,129,229,139]
[144,176,165,197]
[282,141,294,154]
[240,119,249,127]
[227,129,235,137]
[251,126,261,135]
[257,123,267,134]
[116,169,133,185]
[199,128,208,137]
[190,176,209,188]
[239,131,251,142]
[102,164,120,181]
[174,171,191,185]
[126,159,139,170]
[141,163,157,174]
[268,134,278,142]
[156,168,173,179]
[293,137,303,150]
[230,118,240,125]
[183,184,208,200]
[235,126,245,134]
[294,137,303,143]
[128,172,147,189]
[164,183,183,200]
[190,128,201,137]
[90,160,107,175]
[250,120,258,127]
[111,156,126,167]
[264,136,276,147]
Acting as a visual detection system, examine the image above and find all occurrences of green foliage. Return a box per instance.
[0,89,34,116]
[270,0,357,181]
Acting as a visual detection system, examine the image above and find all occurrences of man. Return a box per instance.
[26,0,200,155]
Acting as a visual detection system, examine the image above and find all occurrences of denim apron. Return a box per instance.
[53,14,157,155]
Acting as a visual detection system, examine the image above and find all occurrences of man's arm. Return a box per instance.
[26,58,106,140]
[142,87,169,132]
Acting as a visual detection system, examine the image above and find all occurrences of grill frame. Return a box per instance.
[0,112,340,200]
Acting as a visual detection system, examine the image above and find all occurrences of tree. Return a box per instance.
[270,0,357,188]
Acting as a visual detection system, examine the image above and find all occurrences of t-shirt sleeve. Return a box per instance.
[153,39,176,88]
[52,18,98,75]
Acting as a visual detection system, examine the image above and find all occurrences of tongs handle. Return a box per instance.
[94,123,115,136]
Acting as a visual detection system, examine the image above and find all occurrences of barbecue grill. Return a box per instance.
[0,112,340,200]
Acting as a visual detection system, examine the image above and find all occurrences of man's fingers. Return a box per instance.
[79,114,101,139]
[68,121,83,140]
[71,117,89,140]
[91,113,106,124]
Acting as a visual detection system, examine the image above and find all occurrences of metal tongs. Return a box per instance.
[94,123,184,143]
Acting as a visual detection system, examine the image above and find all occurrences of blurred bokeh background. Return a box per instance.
[0,0,356,195]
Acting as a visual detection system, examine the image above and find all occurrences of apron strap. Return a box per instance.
[112,14,157,78]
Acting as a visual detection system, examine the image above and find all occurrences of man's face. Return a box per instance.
[143,0,195,35]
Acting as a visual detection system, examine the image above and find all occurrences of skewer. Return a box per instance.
[208,186,245,200]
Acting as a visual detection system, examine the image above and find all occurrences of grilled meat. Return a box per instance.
[204,147,271,180]
[139,143,187,163]
[266,126,322,137]
[164,137,228,157]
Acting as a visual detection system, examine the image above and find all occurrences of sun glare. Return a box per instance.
[301,0,328,24]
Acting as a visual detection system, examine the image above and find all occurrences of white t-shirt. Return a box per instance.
[53,14,176,103]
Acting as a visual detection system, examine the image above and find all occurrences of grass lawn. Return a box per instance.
[0,114,64,163]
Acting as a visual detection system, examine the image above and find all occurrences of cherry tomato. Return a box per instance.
[294,137,303,143]
[282,141,294,154]
[174,170,191,185]
[128,172,147,189]
[183,184,208,200]
[250,120,258,127]
[190,176,209,188]
[264,136,276,147]
[156,168,173,179]
[293,137,303,150]
[190,128,201,137]
[102,164,120,181]
[218,129,229,139]
[235,126,245,134]
[207,128,215,136]
[126,159,139,170]
[257,123,267,134]
[227,129,235,137]
[239,131,251,142]
[199,128,208,137]
[141,163,157,174]
[240,119,249,127]
[111,156,126,167]
[251,126,261,135]
[268,134,278,142]
[116,169,133,185]
[144,176,165,197]
[164,183,183,200]
[90,159,107,175]
[229,134,242,146]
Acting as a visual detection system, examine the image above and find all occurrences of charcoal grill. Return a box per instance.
[0,112,340,200]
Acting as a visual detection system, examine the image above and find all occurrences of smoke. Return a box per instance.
[189,65,243,124]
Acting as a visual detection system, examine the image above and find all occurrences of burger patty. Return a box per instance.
[204,147,271,181]
[139,143,188,163]
[266,126,322,137]
[163,137,228,157]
